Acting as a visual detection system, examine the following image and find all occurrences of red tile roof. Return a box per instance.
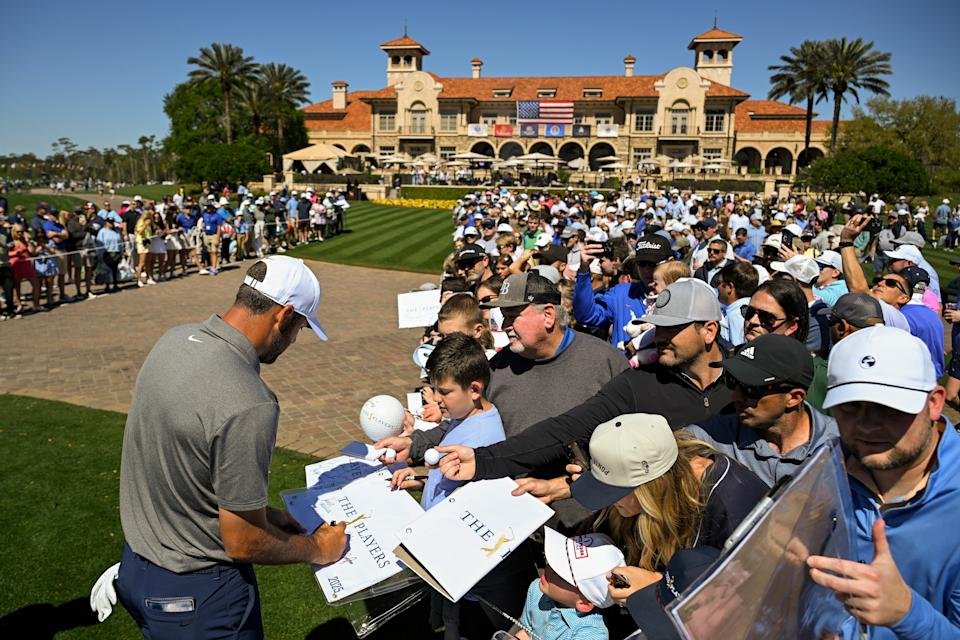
[433,74,748,100]
[688,27,743,46]
[304,90,386,132]
[735,100,832,133]
[380,36,428,50]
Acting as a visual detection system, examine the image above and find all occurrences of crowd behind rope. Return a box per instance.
[0,186,351,320]
[369,184,960,638]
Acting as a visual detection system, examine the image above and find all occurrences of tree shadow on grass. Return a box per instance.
[0,597,98,638]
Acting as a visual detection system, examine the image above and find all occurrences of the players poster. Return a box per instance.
[289,456,424,603]
[394,478,553,602]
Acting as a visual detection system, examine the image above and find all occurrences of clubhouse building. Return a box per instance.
[299,27,831,182]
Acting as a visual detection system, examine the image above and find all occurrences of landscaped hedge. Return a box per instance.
[665,179,766,193]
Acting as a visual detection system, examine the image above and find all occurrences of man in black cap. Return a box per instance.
[573,233,673,347]
[454,244,492,290]
[686,333,838,487]
[533,244,569,276]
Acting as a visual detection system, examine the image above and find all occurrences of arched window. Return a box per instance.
[702,49,714,62]
[670,100,690,135]
[392,56,400,65]
[410,102,429,134]
[716,49,727,62]
[403,55,413,66]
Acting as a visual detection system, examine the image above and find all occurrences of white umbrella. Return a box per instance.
[594,155,621,163]
[517,152,556,161]
[452,151,493,160]
[444,160,469,167]
[567,157,588,170]
[702,163,725,171]
[601,162,629,170]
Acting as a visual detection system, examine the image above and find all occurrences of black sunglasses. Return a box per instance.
[741,305,789,332]
[874,276,908,296]
[707,247,725,254]
[478,294,497,304]
[724,374,793,400]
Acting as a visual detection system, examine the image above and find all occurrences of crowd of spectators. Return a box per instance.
[0,187,350,320]
[372,184,960,639]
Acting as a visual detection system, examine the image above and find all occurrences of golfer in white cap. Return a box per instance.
[113,256,343,637]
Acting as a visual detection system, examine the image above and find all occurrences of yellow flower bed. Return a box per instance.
[371,198,458,209]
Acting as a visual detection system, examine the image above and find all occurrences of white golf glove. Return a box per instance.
[89,562,121,622]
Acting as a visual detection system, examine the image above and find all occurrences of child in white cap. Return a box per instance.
[513,527,623,640]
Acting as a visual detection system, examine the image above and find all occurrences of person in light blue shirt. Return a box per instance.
[95,218,124,291]
[717,261,758,346]
[808,327,960,640]
[97,202,123,225]
[389,333,509,639]
[732,228,757,262]
[745,213,767,252]
[813,251,848,306]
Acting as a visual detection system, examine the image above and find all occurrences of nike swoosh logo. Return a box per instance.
[187,335,203,343]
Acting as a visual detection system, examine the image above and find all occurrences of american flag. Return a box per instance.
[517,100,574,124]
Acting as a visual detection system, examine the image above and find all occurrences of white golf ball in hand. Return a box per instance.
[384,448,397,461]
[424,448,444,466]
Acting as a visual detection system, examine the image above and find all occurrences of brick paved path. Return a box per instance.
[0,259,432,459]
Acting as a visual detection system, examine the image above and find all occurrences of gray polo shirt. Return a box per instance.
[120,314,280,572]
[686,403,839,488]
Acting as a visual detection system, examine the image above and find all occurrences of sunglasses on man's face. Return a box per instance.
[707,248,725,255]
[740,305,788,332]
[873,276,907,296]
[724,375,793,400]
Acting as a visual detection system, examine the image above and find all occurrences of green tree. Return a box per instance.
[186,43,258,144]
[163,81,225,157]
[259,63,310,167]
[798,146,928,197]
[768,40,829,156]
[238,80,269,144]
[821,37,893,151]
[176,142,268,184]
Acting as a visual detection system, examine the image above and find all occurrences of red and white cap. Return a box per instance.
[243,256,327,340]
[543,527,624,609]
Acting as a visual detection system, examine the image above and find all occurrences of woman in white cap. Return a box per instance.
[569,413,766,636]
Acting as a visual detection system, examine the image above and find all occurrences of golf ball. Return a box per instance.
[424,448,444,466]
[384,448,397,461]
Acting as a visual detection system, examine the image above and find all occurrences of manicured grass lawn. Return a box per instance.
[0,395,437,639]
[4,193,87,221]
[287,202,454,274]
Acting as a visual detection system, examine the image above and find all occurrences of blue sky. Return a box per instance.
[2,0,956,156]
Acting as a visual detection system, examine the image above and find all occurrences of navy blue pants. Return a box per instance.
[117,543,263,639]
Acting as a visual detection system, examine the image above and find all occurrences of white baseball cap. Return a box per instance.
[823,325,935,414]
[134,194,143,201]
[815,250,843,273]
[543,527,625,609]
[463,226,480,237]
[218,197,229,206]
[496,223,514,234]
[571,413,678,510]
[770,255,820,285]
[242,256,327,340]
[883,244,922,264]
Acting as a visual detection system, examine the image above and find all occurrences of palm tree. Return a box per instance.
[821,37,892,151]
[259,63,310,157]
[238,80,269,144]
[768,40,828,159]
[187,43,259,144]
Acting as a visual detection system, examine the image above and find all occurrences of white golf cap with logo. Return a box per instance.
[823,325,935,414]
[242,256,327,340]
[571,413,678,510]
[543,527,625,609]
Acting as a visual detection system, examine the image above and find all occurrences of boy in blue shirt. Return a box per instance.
[391,331,504,508]
[390,332,511,639]
[513,527,621,640]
